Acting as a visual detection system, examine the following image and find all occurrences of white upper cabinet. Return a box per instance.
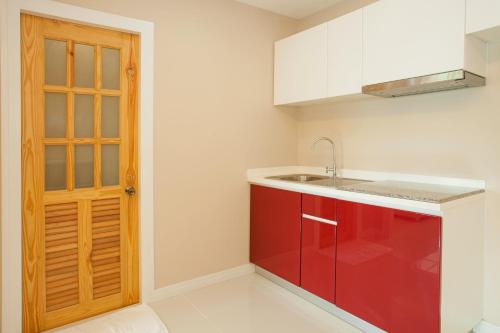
[466,0,500,42]
[274,24,328,105]
[274,10,363,105]
[274,0,487,105]
[363,0,475,86]
[327,9,363,97]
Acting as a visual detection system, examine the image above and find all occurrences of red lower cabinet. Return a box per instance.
[301,195,337,303]
[250,185,301,286]
[301,219,336,303]
[336,200,442,333]
[250,186,442,332]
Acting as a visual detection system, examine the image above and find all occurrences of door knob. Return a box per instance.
[125,186,136,196]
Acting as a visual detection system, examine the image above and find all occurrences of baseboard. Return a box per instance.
[148,263,256,302]
[474,321,500,333]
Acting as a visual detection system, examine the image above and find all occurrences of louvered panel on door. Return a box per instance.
[91,197,122,299]
[45,202,80,312]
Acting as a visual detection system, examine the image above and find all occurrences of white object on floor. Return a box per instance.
[51,304,169,333]
[150,273,362,333]
[475,320,500,333]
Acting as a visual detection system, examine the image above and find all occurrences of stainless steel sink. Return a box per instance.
[267,174,330,182]
[308,177,371,188]
[266,174,371,188]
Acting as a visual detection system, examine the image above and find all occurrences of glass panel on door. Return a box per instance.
[101,96,119,138]
[45,145,67,191]
[75,144,94,188]
[44,39,67,86]
[74,43,95,88]
[74,94,94,138]
[102,144,119,186]
[45,92,67,138]
[102,48,120,90]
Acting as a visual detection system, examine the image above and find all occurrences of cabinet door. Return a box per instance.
[274,24,328,105]
[363,0,466,85]
[327,9,363,97]
[336,201,441,333]
[301,195,337,303]
[250,185,301,285]
[300,194,337,303]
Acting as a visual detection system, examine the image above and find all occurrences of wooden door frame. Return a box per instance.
[1,1,155,332]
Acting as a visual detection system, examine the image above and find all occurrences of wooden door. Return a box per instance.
[21,14,139,333]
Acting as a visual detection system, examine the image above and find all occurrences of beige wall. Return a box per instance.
[0,0,4,327]
[56,0,298,287]
[297,0,500,326]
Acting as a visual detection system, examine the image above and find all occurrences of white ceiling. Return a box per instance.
[236,0,344,19]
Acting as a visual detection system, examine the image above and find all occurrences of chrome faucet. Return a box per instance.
[312,137,336,178]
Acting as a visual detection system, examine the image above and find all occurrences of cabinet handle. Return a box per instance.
[302,214,337,226]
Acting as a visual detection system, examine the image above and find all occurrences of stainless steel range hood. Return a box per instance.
[362,70,485,98]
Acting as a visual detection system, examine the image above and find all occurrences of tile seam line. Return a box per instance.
[180,293,224,333]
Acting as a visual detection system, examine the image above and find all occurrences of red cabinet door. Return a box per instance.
[301,194,337,303]
[250,185,301,285]
[336,200,441,333]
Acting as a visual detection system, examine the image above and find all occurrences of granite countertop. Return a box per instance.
[247,167,486,215]
[338,180,485,204]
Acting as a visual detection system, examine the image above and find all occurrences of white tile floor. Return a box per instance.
[150,273,362,333]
